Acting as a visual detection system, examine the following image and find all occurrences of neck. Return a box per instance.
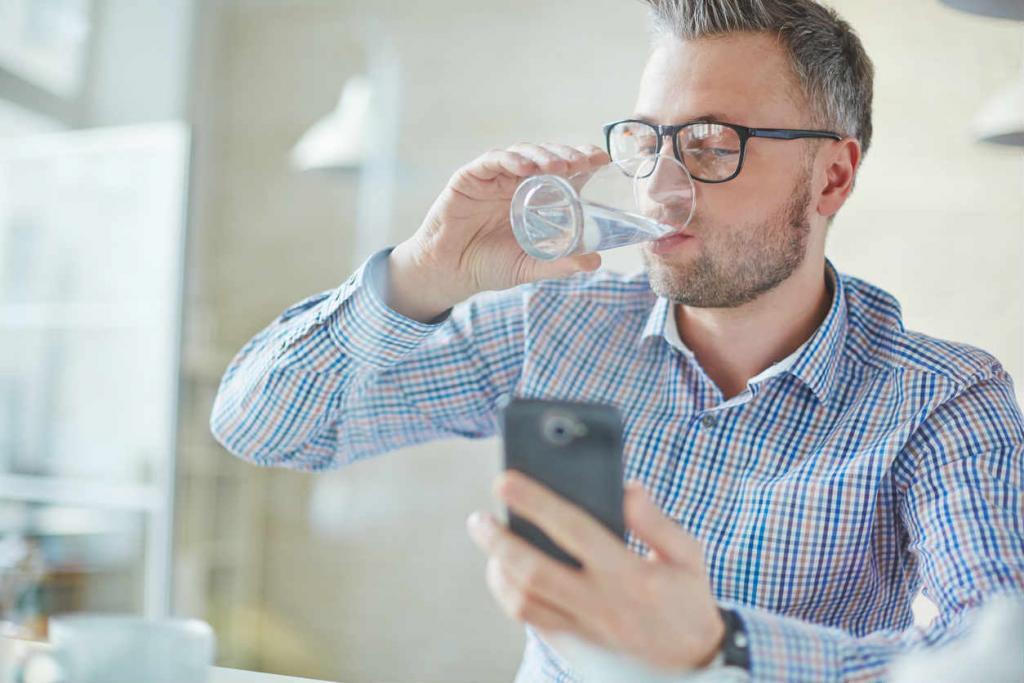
[673,254,832,400]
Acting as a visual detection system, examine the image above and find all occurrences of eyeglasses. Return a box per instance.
[603,119,842,184]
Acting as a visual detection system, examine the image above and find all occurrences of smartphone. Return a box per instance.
[501,398,626,568]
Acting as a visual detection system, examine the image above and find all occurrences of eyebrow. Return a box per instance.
[629,112,735,125]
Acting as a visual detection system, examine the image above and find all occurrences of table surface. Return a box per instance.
[212,667,338,683]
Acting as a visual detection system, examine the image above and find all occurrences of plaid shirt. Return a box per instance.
[211,250,1024,682]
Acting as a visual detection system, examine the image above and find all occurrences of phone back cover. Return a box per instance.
[502,399,626,568]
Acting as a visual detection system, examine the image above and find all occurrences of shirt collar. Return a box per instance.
[638,259,847,404]
[639,293,672,344]
[787,259,847,403]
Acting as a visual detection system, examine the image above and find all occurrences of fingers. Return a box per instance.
[505,143,568,175]
[623,481,704,568]
[485,559,577,633]
[535,143,588,176]
[460,149,539,182]
[468,511,600,637]
[577,143,611,166]
[460,142,607,185]
[495,471,628,570]
[467,511,589,612]
[507,142,608,178]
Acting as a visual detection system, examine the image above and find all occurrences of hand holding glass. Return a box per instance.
[510,154,696,261]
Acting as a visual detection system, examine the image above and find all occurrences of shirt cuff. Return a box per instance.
[723,602,842,682]
[321,248,451,369]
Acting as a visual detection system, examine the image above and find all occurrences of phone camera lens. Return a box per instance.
[541,412,584,446]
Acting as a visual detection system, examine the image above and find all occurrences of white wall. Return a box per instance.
[829,2,1024,385]
[186,1,1024,680]
[86,0,196,126]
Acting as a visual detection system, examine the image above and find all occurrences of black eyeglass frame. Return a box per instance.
[602,119,843,184]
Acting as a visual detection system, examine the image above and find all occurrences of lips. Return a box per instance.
[653,215,694,236]
[650,231,694,255]
[655,220,696,241]
[654,230,693,243]
[662,226,694,238]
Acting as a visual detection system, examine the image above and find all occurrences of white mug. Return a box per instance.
[8,614,215,683]
[0,636,51,683]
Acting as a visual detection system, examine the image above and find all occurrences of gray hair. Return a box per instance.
[641,0,874,156]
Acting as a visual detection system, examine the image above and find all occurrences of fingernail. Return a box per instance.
[626,480,649,498]
[495,471,514,497]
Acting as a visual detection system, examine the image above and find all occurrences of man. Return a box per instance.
[211,0,1024,680]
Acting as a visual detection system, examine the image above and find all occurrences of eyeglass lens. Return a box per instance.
[608,121,742,182]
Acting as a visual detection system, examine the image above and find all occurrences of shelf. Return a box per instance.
[0,473,165,512]
[0,504,144,536]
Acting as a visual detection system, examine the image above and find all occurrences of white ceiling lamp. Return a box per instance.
[939,0,1024,147]
[974,39,1024,147]
[289,75,372,171]
[287,17,403,274]
[973,76,1024,146]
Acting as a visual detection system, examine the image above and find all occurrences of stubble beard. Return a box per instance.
[643,167,814,309]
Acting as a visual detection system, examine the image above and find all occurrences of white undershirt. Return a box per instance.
[663,303,808,410]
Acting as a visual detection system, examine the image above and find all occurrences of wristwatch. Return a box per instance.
[683,608,751,681]
[717,607,751,671]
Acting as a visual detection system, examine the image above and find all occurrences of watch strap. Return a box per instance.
[718,607,751,671]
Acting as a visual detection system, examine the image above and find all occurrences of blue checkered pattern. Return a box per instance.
[211,249,1024,682]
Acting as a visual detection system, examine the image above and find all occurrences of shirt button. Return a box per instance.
[700,414,718,429]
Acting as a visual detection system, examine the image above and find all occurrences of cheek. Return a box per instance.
[696,166,794,227]
[741,147,810,198]
[695,184,756,227]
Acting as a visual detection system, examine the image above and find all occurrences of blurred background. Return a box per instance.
[0,0,1021,681]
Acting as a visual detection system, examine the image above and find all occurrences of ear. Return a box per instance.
[815,138,861,220]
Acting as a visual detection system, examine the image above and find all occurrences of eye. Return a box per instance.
[709,148,739,159]
[683,147,738,159]
[629,135,657,153]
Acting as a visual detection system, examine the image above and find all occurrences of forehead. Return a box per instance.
[634,32,807,127]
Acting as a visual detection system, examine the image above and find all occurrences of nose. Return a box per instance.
[636,142,696,218]
[645,155,689,206]
[652,132,691,182]
[657,134,675,160]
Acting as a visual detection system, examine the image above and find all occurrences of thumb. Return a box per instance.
[624,481,703,567]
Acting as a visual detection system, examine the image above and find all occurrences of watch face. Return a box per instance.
[719,608,751,672]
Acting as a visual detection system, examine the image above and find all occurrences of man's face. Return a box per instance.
[635,32,822,308]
